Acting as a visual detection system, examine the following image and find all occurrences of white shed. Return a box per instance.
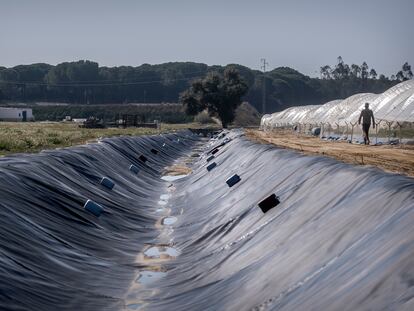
[0,107,34,122]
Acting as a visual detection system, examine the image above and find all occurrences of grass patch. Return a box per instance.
[0,122,216,156]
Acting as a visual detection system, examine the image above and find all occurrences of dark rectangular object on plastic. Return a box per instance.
[129,164,139,174]
[100,177,115,190]
[211,148,219,155]
[151,149,159,154]
[226,174,241,187]
[206,155,215,162]
[258,194,280,213]
[206,162,217,171]
[84,200,104,217]
[139,155,148,163]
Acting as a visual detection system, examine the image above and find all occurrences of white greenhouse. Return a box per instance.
[261,80,414,129]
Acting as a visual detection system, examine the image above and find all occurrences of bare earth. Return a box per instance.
[163,164,192,176]
[246,129,414,177]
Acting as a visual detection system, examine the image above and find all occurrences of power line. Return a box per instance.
[0,69,211,87]
[0,68,211,84]
[0,75,205,88]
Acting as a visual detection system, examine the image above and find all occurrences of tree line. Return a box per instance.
[0,58,412,114]
[318,56,412,99]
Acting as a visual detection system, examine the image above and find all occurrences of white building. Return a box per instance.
[0,107,34,122]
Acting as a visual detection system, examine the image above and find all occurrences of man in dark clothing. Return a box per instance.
[358,103,375,145]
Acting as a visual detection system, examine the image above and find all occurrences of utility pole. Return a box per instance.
[261,58,269,114]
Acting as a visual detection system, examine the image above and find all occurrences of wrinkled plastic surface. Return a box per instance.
[0,132,198,311]
[1,130,414,311]
[147,130,414,311]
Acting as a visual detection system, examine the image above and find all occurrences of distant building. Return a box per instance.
[0,107,34,122]
[72,118,87,123]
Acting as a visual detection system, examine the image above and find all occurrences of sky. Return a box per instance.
[0,0,413,77]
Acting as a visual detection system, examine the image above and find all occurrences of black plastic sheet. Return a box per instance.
[1,129,414,311]
[0,132,199,311]
[146,130,414,311]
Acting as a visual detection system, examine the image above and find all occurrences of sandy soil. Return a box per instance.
[162,164,192,176]
[246,129,414,177]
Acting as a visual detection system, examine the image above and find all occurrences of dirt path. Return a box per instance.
[246,129,414,177]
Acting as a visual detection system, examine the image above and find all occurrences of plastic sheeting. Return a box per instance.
[261,80,414,127]
[0,132,200,311]
[144,131,414,311]
[1,130,414,310]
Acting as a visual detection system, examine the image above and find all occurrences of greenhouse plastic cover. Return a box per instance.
[261,80,414,127]
[1,130,414,310]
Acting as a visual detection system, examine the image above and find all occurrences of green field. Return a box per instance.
[0,122,210,156]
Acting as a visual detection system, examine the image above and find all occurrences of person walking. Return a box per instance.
[358,103,375,145]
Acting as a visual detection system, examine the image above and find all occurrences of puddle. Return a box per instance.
[135,270,167,285]
[127,303,143,310]
[161,175,187,182]
[144,246,179,258]
[156,208,165,213]
[160,194,170,201]
[158,193,171,206]
[162,216,177,225]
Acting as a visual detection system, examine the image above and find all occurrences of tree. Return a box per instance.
[396,62,413,81]
[332,56,350,79]
[361,62,369,80]
[320,65,332,79]
[402,62,413,80]
[369,69,377,79]
[350,64,361,77]
[179,68,248,128]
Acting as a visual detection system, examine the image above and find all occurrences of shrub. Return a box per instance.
[194,110,214,124]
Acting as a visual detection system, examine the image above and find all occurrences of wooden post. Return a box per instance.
[344,121,349,140]
[397,121,403,144]
[327,123,332,137]
[374,120,381,145]
[386,121,393,143]
[350,122,357,143]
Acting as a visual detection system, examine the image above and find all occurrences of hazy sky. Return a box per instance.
[1,0,413,77]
